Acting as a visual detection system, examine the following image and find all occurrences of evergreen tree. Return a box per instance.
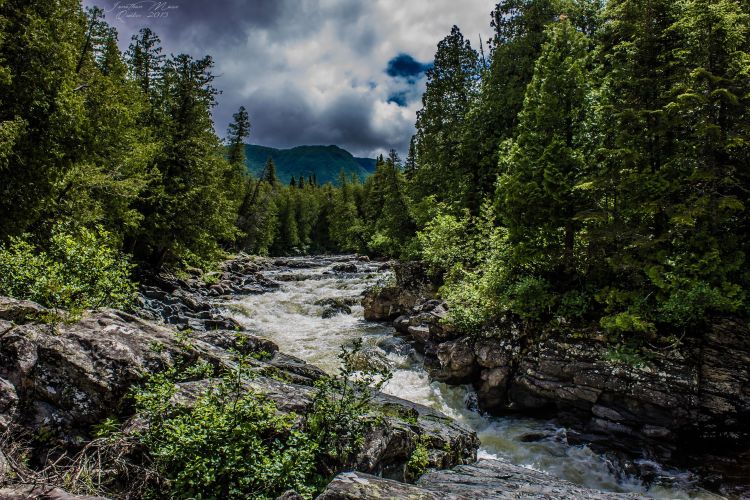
[263,157,278,184]
[412,26,479,208]
[227,106,250,168]
[126,28,164,97]
[497,17,592,281]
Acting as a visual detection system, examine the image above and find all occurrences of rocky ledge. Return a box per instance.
[363,263,750,494]
[319,459,648,499]
[0,289,478,496]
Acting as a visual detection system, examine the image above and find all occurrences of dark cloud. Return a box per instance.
[85,0,495,158]
[386,53,431,79]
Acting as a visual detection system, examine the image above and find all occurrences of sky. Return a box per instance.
[84,0,496,158]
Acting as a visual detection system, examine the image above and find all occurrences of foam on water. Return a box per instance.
[224,256,713,499]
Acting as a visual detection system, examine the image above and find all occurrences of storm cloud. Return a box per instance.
[85,0,495,157]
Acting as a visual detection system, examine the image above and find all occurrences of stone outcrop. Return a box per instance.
[0,485,108,499]
[0,293,478,487]
[363,263,750,487]
[362,263,438,322]
[318,459,645,499]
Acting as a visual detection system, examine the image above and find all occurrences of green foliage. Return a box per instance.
[129,340,390,499]
[134,368,318,499]
[0,225,135,311]
[305,339,392,473]
[405,435,430,482]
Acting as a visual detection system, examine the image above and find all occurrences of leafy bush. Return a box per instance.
[134,364,319,499]
[0,225,136,311]
[130,341,391,499]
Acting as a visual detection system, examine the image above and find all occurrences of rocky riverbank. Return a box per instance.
[0,255,481,498]
[362,262,750,497]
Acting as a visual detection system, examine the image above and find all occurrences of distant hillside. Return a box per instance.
[243,144,377,186]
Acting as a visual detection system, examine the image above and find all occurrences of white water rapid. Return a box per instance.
[223,256,715,499]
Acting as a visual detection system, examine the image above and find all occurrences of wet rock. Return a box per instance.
[319,460,642,499]
[332,263,358,273]
[416,459,643,499]
[427,337,478,384]
[375,336,415,358]
[346,347,391,373]
[476,367,511,412]
[322,305,352,318]
[362,286,403,322]
[314,297,359,308]
[136,255,279,331]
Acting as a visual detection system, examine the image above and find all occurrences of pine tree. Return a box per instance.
[126,28,164,97]
[263,157,277,185]
[497,17,592,280]
[412,26,479,208]
[227,106,250,168]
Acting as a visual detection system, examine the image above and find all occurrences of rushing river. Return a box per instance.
[223,256,714,499]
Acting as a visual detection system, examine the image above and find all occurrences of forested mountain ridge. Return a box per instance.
[243,144,376,186]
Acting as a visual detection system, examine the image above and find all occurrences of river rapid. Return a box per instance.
[223,255,715,499]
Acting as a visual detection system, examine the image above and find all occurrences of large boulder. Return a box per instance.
[318,459,643,499]
[0,295,479,486]
[0,303,315,439]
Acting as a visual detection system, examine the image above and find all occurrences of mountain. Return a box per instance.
[243,144,377,186]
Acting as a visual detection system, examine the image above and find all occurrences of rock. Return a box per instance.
[416,459,644,499]
[476,367,511,412]
[0,449,9,479]
[0,377,18,432]
[322,304,352,319]
[275,490,305,500]
[0,297,48,323]
[268,352,327,384]
[0,309,291,439]
[319,459,642,499]
[318,472,455,499]
[346,347,391,373]
[0,485,108,499]
[314,297,359,308]
[375,336,415,358]
[426,337,478,384]
[166,376,478,481]
[362,287,403,322]
[332,263,358,273]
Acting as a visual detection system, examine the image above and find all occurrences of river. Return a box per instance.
[223,255,713,499]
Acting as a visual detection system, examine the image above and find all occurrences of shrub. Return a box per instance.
[134,366,319,499]
[130,341,391,499]
[0,225,136,311]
